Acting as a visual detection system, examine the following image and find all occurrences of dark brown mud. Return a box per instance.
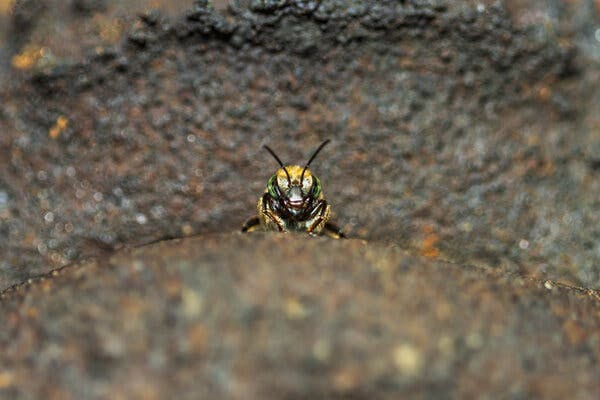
[1,234,598,399]
[0,1,599,397]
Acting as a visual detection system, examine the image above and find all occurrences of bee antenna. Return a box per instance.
[263,145,291,185]
[301,139,330,183]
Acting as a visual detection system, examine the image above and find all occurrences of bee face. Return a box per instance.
[267,166,322,214]
[242,139,345,238]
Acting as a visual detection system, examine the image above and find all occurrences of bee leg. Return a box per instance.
[241,216,261,233]
[307,201,330,235]
[261,194,285,232]
[263,210,285,232]
[323,222,346,239]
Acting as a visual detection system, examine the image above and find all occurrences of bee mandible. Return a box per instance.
[242,139,345,238]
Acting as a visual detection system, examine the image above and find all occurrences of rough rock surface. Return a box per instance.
[0,1,599,397]
[1,0,598,291]
[1,234,599,399]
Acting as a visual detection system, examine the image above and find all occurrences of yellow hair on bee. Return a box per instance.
[241,140,345,238]
[277,165,312,185]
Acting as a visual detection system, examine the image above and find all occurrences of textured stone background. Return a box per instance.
[1,234,598,399]
[0,0,598,291]
[0,1,599,398]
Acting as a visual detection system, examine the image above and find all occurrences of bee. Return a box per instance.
[242,139,345,238]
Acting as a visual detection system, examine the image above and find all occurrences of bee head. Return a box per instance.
[263,140,329,212]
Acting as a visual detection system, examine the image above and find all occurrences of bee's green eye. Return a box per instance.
[312,176,322,198]
[267,175,279,198]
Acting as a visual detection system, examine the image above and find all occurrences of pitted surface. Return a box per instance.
[1,0,598,290]
[1,234,598,399]
[0,1,599,397]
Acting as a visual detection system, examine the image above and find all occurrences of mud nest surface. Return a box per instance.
[1,233,599,399]
[0,0,598,289]
[0,0,599,398]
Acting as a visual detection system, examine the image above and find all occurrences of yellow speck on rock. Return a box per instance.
[312,339,331,362]
[181,288,204,319]
[419,224,440,258]
[11,51,35,70]
[11,45,45,70]
[181,223,194,236]
[393,343,424,376]
[0,371,15,389]
[465,332,484,350]
[437,336,455,356]
[284,297,309,320]
[49,116,69,139]
[0,0,14,14]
